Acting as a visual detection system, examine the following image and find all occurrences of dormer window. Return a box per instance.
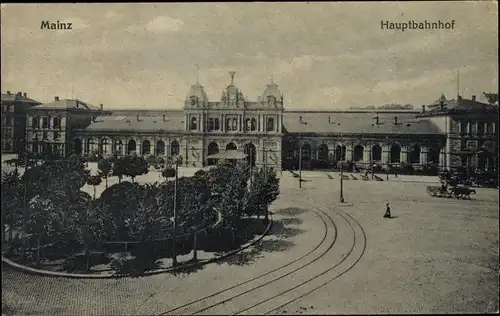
[190,117,198,130]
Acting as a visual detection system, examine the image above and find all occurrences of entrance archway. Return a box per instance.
[353,145,364,162]
[244,143,257,167]
[335,145,346,161]
[390,144,401,163]
[207,142,219,166]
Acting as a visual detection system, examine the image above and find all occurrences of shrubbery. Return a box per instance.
[1,154,280,274]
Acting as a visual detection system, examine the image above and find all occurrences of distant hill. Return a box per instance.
[349,104,414,110]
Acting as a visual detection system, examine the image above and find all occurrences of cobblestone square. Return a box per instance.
[2,172,498,315]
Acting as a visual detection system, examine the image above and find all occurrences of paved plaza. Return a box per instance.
[2,169,499,315]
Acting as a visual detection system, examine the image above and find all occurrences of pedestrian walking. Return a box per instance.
[383,203,391,218]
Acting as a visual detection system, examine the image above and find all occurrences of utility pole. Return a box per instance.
[339,131,344,203]
[22,140,29,257]
[172,159,179,267]
[299,141,303,189]
[370,139,375,179]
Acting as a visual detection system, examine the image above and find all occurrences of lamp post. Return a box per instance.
[299,139,303,189]
[386,136,390,180]
[171,156,180,266]
[406,123,411,164]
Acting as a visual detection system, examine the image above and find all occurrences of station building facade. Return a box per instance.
[11,74,498,173]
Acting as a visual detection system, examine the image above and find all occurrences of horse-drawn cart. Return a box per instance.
[426,185,476,199]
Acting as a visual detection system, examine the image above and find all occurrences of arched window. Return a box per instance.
[486,122,494,134]
[171,140,180,156]
[190,117,197,130]
[353,145,364,162]
[245,118,251,131]
[409,145,421,163]
[226,143,237,151]
[335,145,346,161]
[114,139,123,155]
[226,118,232,131]
[100,138,109,154]
[390,144,401,163]
[127,139,136,154]
[251,118,257,131]
[142,140,151,155]
[372,144,382,161]
[214,118,220,130]
[156,140,165,155]
[232,118,238,131]
[267,118,275,132]
[86,138,95,154]
[207,142,219,166]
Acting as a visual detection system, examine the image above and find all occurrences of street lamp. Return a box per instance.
[385,136,390,180]
[406,123,411,164]
[329,121,344,203]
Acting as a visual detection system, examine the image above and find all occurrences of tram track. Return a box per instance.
[155,200,338,315]
[158,196,366,315]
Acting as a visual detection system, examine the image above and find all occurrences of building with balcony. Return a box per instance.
[1,91,41,155]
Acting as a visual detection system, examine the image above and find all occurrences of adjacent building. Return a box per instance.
[418,93,498,173]
[25,96,104,157]
[1,91,41,155]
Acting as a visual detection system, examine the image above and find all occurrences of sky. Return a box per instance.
[1,2,498,109]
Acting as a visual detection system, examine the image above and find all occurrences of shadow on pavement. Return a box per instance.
[278,207,308,217]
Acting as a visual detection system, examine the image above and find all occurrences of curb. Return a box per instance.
[1,215,273,279]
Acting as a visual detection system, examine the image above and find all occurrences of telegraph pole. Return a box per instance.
[172,159,179,267]
[339,132,344,203]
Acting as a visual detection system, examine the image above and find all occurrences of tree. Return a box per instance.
[98,158,113,188]
[1,169,23,244]
[208,161,250,244]
[122,155,149,183]
[87,175,102,199]
[112,158,126,183]
[176,176,212,261]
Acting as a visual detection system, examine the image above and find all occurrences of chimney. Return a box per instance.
[136,114,140,121]
[472,95,476,101]
[422,105,426,113]
[23,92,27,98]
[54,96,59,101]
[163,114,166,122]
[328,116,331,123]
[299,116,303,123]
[100,104,103,111]
[6,91,11,95]
[394,116,398,125]
[374,115,380,125]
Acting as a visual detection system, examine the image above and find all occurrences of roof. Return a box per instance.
[79,112,185,133]
[282,111,443,135]
[1,92,41,104]
[207,150,248,160]
[425,95,497,115]
[31,99,101,111]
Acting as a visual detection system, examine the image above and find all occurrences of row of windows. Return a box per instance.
[2,117,14,126]
[30,143,64,155]
[190,117,276,132]
[2,105,14,112]
[286,144,439,164]
[30,116,61,129]
[1,128,13,138]
[80,139,180,156]
[2,141,13,151]
[460,139,486,151]
[459,121,496,135]
[31,131,61,140]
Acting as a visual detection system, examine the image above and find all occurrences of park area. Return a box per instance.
[1,156,499,315]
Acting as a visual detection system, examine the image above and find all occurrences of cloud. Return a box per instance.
[128,15,184,33]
